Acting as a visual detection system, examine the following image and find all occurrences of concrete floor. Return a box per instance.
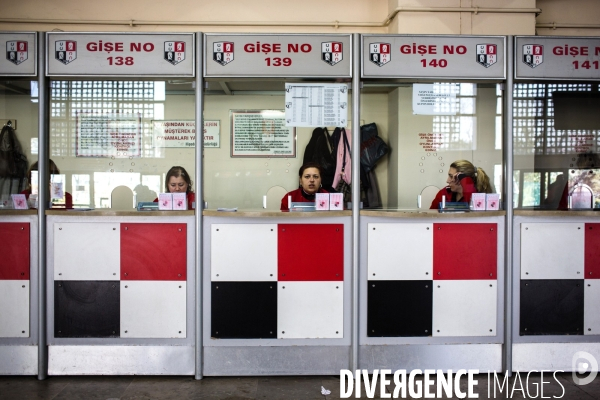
[0,373,599,399]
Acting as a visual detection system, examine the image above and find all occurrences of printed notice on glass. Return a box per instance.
[76,113,141,157]
[152,120,220,148]
[412,83,457,115]
[284,83,348,127]
[231,110,295,157]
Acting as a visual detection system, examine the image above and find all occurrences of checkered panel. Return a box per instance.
[0,223,29,280]
[0,280,29,337]
[585,223,600,279]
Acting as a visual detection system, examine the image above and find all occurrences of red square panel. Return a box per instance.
[433,223,497,280]
[121,223,186,281]
[585,223,600,279]
[278,224,343,281]
[0,223,30,280]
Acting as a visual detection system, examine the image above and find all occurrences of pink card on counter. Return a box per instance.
[471,193,486,211]
[158,193,173,210]
[330,193,343,210]
[172,193,187,210]
[486,193,500,210]
[11,194,28,210]
[315,193,330,210]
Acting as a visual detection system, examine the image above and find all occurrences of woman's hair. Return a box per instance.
[298,162,323,177]
[27,159,60,188]
[450,159,493,193]
[165,166,193,193]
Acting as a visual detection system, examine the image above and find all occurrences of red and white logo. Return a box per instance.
[213,42,234,66]
[523,44,543,68]
[55,40,77,65]
[164,41,186,65]
[322,42,343,66]
[369,43,391,67]
[6,41,28,66]
[476,44,497,68]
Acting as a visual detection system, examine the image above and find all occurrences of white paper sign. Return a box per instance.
[152,120,220,148]
[285,83,348,127]
[76,113,141,157]
[231,110,295,157]
[412,84,456,115]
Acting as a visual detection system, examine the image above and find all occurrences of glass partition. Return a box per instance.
[0,79,38,209]
[361,81,504,209]
[202,80,352,211]
[48,80,195,209]
[513,82,600,210]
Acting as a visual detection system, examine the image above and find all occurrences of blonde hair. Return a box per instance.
[450,159,493,194]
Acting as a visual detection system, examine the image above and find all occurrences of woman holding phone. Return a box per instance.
[429,160,493,209]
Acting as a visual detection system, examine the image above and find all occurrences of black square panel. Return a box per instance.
[55,281,120,338]
[368,280,432,337]
[211,282,277,339]
[520,279,584,335]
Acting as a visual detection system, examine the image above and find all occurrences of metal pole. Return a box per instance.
[37,31,48,380]
[194,32,204,380]
[503,35,514,378]
[351,33,361,372]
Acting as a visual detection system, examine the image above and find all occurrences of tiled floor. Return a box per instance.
[0,373,599,399]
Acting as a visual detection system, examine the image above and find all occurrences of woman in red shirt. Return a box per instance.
[154,166,195,210]
[280,162,329,211]
[430,160,493,209]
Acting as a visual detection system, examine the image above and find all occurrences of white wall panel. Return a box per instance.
[433,280,497,337]
[277,281,343,339]
[211,224,277,281]
[521,223,584,279]
[0,280,29,337]
[585,280,600,335]
[120,281,186,338]
[368,223,433,280]
[54,222,120,280]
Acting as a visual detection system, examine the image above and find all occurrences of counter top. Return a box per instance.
[203,209,352,217]
[45,210,194,217]
[514,210,600,217]
[361,209,506,218]
[0,209,38,216]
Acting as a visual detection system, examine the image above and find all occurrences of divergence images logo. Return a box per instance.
[369,43,391,67]
[523,44,543,68]
[476,44,497,68]
[213,42,234,66]
[55,40,77,65]
[322,42,343,66]
[6,41,28,65]
[164,41,185,65]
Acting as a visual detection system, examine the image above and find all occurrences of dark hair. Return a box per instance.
[165,166,193,193]
[28,159,60,188]
[298,162,323,177]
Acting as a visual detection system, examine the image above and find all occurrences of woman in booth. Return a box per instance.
[280,162,329,211]
[430,160,493,209]
[155,166,195,210]
[21,159,73,209]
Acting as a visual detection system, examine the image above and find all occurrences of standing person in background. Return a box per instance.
[154,166,195,210]
[280,162,329,211]
[430,160,493,209]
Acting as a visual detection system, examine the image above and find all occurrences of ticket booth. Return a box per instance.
[0,32,40,375]
[44,32,198,375]
[359,35,507,372]
[512,36,600,372]
[201,33,354,375]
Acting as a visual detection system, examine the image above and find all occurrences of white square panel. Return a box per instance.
[211,224,277,281]
[54,222,120,280]
[277,281,343,339]
[0,280,29,337]
[521,223,584,279]
[368,223,433,280]
[433,280,497,337]
[585,280,600,335]
[121,281,186,338]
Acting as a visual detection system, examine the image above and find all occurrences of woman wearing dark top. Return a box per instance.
[280,162,329,211]
[430,159,493,209]
[154,166,195,210]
